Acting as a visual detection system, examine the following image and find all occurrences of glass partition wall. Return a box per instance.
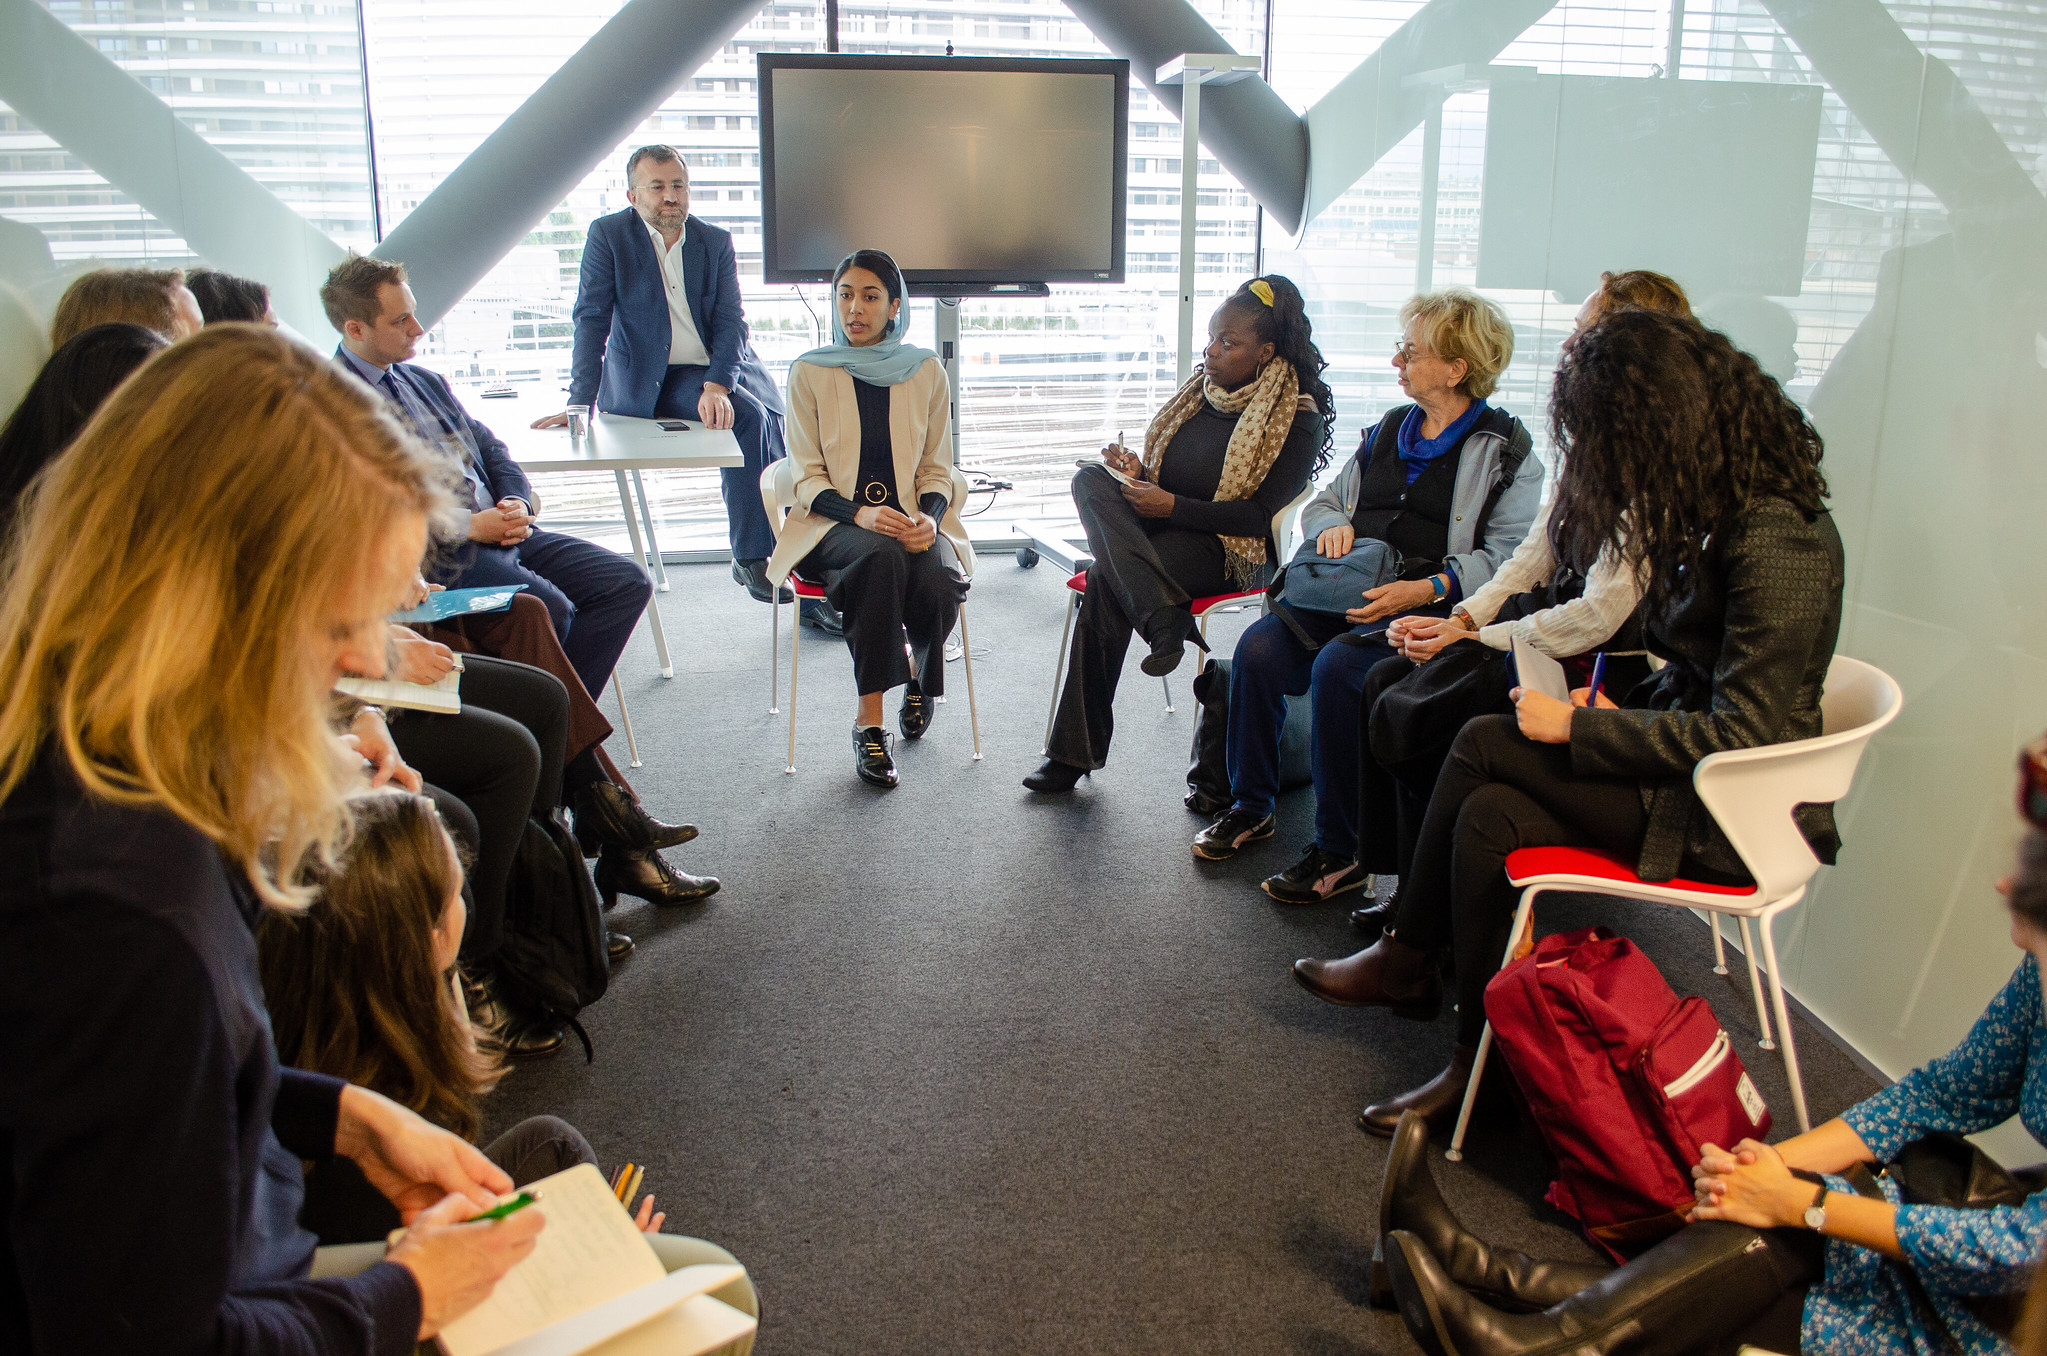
[4,0,2045,1124]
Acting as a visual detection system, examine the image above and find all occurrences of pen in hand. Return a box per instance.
[1584,651,1607,707]
[466,1189,541,1223]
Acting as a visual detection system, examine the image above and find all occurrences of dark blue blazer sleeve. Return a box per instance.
[466,410,532,508]
[701,225,745,393]
[569,214,619,409]
[410,366,533,509]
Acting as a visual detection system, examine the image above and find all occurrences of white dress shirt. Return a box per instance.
[1460,495,1648,657]
[645,218,712,369]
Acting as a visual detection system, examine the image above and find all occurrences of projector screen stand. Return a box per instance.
[907,282,1050,466]
[935,297,961,465]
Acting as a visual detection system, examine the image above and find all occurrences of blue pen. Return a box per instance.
[1585,651,1608,708]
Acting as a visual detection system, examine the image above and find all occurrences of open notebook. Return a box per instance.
[335,669,461,716]
[429,1163,755,1356]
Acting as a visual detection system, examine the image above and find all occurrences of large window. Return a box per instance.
[0,0,373,298]
[360,0,1264,550]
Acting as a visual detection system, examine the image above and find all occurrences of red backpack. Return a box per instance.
[1484,926,1772,1260]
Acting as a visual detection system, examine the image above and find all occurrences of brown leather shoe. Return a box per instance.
[1359,1044,1477,1137]
[1291,935,1442,1019]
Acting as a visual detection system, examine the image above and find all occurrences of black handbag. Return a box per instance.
[1837,1133,2047,1346]
[1366,639,1513,766]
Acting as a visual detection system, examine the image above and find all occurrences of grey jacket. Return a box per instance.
[1297,404,1543,595]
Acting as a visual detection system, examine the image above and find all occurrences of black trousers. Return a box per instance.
[393,656,569,961]
[1357,652,1466,879]
[1048,464,1235,769]
[1391,715,1655,1046]
[799,523,964,698]
[443,529,652,701]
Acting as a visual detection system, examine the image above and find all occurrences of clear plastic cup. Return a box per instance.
[565,404,590,440]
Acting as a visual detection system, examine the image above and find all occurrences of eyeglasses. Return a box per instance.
[2020,735,2047,829]
[1392,341,1439,363]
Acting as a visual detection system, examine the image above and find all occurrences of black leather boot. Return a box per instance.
[593,844,719,907]
[574,780,697,856]
[1359,1044,1479,1137]
[1138,606,1210,678]
[1385,1218,1795,1356]
[1022,758,1088,793]
[1369,1110,1609,1312]
[1291,935,1443,1019]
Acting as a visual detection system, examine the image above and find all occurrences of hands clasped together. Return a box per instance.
[855,502,939,552]
[1690,1138,1815,1230]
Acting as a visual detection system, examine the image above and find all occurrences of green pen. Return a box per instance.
[465,1190,541,1223]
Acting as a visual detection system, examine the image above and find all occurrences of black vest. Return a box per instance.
[1350,409,1465,565]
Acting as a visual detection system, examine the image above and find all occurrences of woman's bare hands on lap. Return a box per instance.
[855,504,914,537]
[898,512,938,552]
[1399,614,1474,663]
[1349,578,1437,624]
[1691,1139,1809,1229]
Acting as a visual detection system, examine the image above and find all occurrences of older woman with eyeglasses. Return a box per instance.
[1191,289,1543,904]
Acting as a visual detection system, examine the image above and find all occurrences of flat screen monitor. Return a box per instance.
[1477,73,1822,300]
[758,54,1128,287]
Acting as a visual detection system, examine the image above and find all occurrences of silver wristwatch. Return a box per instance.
[1802,1183,1828,1231]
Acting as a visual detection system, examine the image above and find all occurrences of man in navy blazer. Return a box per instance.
[322,254,651,700]
[536,144,791,604]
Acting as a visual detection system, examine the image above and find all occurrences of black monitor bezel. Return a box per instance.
[756,52,1129,287]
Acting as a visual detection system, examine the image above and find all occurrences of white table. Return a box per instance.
[466,387,742,680]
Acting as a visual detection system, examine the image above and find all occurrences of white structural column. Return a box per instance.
[0,0,347,337]
[1156,54,1261,385]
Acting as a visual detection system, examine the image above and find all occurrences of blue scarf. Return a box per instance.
[794,254,940,388]
[1396,398,1488,484]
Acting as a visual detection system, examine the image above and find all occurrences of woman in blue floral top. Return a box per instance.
[1377,802,2047,1356]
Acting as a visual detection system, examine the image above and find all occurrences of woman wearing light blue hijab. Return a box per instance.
[766,248,975,788]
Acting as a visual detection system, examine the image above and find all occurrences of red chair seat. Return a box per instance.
[790,573,826,599]
[1505,846,1757,897]
[1063,570,1262,617]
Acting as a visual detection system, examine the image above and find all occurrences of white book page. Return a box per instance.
[1509,634,1571,702]
[480,1266,750,1356]
[335,669,461,715]
[591,1292,756,1356]
[436,1163,666,1356]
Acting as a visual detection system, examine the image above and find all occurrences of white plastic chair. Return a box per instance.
[1040,478,1316,753]
[758,460,981,774]
[1444,654,1903,1160]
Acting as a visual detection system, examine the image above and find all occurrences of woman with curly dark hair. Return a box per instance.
[1293,307,1843,1135]
[1026,274,1336,792]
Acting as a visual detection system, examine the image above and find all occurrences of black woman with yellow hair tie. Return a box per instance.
[1025,274,1336,794]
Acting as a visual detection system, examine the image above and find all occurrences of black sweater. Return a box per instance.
[1158,402,1323,545]
[809,378,947,525]
[0,754,421,1355]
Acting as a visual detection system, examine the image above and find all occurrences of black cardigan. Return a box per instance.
[0,753,421,1355]
[1570,498,1846,882]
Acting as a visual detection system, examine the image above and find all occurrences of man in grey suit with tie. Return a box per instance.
[536,145,836,627]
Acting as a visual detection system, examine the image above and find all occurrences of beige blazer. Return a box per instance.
[766,357,976,584]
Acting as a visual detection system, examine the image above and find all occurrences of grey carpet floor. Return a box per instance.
[484,557,1880,1355]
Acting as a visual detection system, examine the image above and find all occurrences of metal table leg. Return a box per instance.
[630,468,671,592]
[614,469,674,679]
